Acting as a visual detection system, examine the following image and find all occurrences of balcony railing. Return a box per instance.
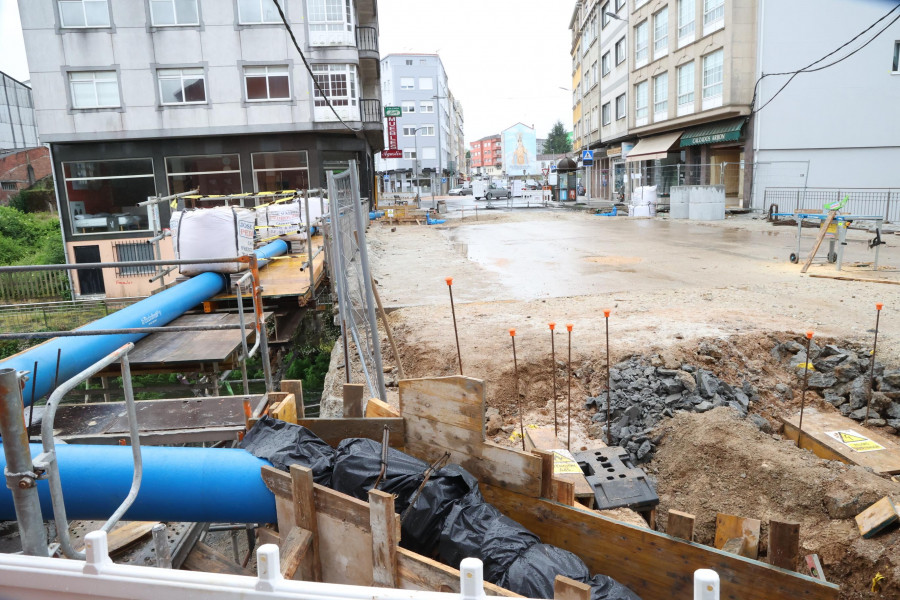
[356,26,379,54]
[361,98,381,124]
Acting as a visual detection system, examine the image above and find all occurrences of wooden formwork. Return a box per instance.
[263,376,840,600]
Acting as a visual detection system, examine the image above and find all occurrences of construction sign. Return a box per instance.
[826,430,885,453]
[552,449,583,474]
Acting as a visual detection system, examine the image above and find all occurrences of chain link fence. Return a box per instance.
[327,161,387,402]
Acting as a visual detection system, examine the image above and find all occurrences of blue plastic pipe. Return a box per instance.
[0,444,277,523]
[0,240,289,405]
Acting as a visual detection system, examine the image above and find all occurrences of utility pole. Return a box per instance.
[433,93,450,205]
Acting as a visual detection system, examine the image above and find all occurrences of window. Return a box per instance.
[158,68,206,105]
[312,64,357,107]
[69,71,119,109]
[615,0,625,11]
[602,102,611,125]
[63,159,155,235]
[402,126,415,136]
[420,101,434,113]
[615,93,626,120]
[635,0,648,8]
[653,71,668,118]
[634,81,648,124]
[654,7,668,57]
[58,0,110,28]
[591,61,598,86]
[602,52,610,76]
[251,151,309,192]
[166,154,241,196]
[238,0,282,24]
[113,242,155,277]
[634,21,648,65]
[615,37,626,65]
[244,65,290,101]
[704,0,725,27]
[422,147,436,160]
[678,0,695,41]
[419,77,434,90]
[601,2,609,27]
[419,125,434,136]
[308,0,353,44]
[401,101,415,113]
[1,182,19,191]
[702,49,724,103]
[149,0,199,26]
[591,107,599,132]
[405,59,412,65]
[677,61,695,113]
[894,41,900,72]
[400,78,415,90]
[402,149,416,159]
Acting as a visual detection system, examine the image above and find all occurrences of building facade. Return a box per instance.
[17,0,383,297]
[469,134,502,177]
[375,54,460,195]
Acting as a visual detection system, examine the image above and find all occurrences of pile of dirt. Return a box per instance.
[651,408,900,600]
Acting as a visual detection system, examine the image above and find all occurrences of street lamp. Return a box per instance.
[433,94,450,206]
[412,125,429,208]
[605,11,626,21]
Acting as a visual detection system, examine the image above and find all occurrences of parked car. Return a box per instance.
[473,183,511,200]
[448,187,473,196]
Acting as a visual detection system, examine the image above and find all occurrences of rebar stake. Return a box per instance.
[604,310,611,446]
[446,277,463,375]
[865,302,884,426]
[510,329,525,451]
[566,323,573,451]
[549,323,557,438]
[798,331,814,444]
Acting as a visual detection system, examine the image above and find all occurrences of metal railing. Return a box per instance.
[327,161,387,402]
[0,297,140,334]
[361,98,382,124]
[355,25,379,53]
[763,187,899,222]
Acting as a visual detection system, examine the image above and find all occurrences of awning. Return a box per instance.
[625,131,683,162]
[680,118,746,147]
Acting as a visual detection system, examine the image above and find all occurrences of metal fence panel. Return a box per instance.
[327,162,387,402]
[761,188,899,222]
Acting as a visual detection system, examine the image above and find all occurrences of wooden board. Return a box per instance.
[271,393,298,424]
[769,521,800,571]
[666,510,695,542]
[801,211,836,273]
[366,397,400,418]
[525,427,594,505]
[481,483,839,600]
[280,527,313,579]
[295,418,404,447]
[182,542,252,576]
[400,376,542,498]
[76,521,157,554]
[216,241,327,300]
[809,274,900,285]
[782,408,900,475]
[715,513,761,559]
[855,497,899,538]
[395,548,521,597]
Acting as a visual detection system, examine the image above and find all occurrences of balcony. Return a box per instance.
[356,26,379,60]
[361,98,381,123]
[360,98,385,151]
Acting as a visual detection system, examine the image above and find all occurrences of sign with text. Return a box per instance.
[381,149,403,159]
[387,116,398,150]
[384,106,402,117]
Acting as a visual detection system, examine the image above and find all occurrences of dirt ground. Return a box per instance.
[340,206,900,598]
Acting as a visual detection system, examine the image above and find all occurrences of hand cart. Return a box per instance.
[771,212,886,271]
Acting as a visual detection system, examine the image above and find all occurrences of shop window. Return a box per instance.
[166,154,241,196]
[251,151,309,192]
[63,158,156,236]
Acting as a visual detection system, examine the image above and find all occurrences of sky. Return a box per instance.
[0,0,574,142]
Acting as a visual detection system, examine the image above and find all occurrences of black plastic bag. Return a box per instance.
[239,416,336,486]
[439,497,505,568]
[480,514,541,582]
[496,544,590,598]
[587,573,644,600]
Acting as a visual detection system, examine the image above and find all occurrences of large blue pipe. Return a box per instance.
[0,444,276,523]
[0,240,289,405]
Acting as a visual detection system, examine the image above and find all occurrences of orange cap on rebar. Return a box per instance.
[445,277,453,286]
[566,323,573,332]
[549,322,556,330]
[509,328,516,337]
[603,309,611,318]
[876,303,884,311]
[806,330,814,339]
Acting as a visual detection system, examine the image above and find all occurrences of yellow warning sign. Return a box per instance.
[826,430,885,453]
[552,450,583,474]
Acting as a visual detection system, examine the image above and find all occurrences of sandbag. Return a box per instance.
[240,416,336,486]
[257,202,302,239]
[172,206,256,275]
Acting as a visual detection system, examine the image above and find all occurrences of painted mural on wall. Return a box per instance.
[502,123,537,176]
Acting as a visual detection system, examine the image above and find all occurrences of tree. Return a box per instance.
[544,121,572,154]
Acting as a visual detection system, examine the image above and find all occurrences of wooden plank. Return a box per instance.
[317,512,373,586]
[554,479,575,506]
[291,465,321,582]
[782,408,900,475]
[366,397,400,418]
[395,548,521,597]
[399,376,487,433]
[855,497,899,538]
[800,210,836,273]
[272,393,298,424]
[368,489,399,587]
[809,273,900,285]
[275,495,297,537]
[296,417,405,447]
[535,450,554,499]
[256,526,280,548]
[182,542,252,576]
[525,428,594,504]
[262,466,371,530]
[76,521,157,554]
[553,576,591,600]
[666,510,695,542]
[280,527,313,579]
[344,383,365,418]
[281,379,306,419]
[714,513,761,560]
[481,483,839,600]
[769,521,800,571]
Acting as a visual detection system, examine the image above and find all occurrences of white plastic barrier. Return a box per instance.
[630,185,658,217]
[694,568,720,600]
[0,530,492,600]
[172,207,256,275]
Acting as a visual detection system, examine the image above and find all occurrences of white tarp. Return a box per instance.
[172,207,256,275]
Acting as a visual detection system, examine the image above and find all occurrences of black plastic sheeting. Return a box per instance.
[241,418,641,600]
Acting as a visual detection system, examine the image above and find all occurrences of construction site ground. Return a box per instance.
[324,205,900,600]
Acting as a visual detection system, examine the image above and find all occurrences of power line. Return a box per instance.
[751,2,900,115]
[270,0,362,134]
